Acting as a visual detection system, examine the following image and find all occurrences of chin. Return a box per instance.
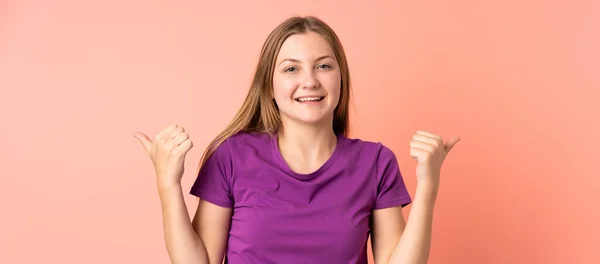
[293,114,333,126]
[280,108,335,127]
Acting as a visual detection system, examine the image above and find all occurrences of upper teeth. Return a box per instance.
[298,97,322,102]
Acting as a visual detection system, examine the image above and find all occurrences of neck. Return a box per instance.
[277,118,338,168]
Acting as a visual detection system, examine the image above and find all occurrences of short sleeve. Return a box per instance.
[374,144,412,209]
[189,140,234,208]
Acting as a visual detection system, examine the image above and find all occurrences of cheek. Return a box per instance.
[323,75,342,99]
[272,78,297,99]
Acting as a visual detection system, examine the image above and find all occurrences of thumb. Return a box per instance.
[133,132,153,152]
[444,136,461,153]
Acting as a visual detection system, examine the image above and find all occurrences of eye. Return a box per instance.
[284,66,298,73]
[317,64,332,69]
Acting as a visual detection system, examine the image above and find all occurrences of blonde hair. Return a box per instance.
[198,16,352,169]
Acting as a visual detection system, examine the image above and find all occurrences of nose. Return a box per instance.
[301,70,319,89]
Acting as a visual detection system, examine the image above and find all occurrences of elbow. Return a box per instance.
[388,255,430,264]
[165,245,208,264]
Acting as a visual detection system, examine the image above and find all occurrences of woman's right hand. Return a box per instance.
[133,124,194,189]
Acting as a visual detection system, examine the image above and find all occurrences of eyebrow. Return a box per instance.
[278,55,335,66]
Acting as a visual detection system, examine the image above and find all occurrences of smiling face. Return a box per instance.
[272,31,342,128]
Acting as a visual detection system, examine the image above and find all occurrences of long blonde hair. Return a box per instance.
[198,16,352,169]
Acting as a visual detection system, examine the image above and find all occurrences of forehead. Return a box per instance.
[276,31,334,62]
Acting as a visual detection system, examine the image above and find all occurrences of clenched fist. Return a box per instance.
[133,124,194,188]
[410,130,460,183]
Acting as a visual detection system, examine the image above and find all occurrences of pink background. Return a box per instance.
[1,0,599,263]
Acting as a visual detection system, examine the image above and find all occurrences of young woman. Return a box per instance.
[134,16,460,264]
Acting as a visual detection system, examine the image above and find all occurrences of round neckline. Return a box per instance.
[271,132,345,180]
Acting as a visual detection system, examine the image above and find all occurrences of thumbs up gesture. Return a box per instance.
[409,130,460,184]
[133,124,194,188]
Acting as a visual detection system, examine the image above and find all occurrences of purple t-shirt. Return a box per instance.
[190,132,412,264]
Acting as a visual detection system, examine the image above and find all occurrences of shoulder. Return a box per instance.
[223,131,274,149]
[199,131,272,177]
[209,131,274,161]
[341,135,397,162]
[340,135,404,191]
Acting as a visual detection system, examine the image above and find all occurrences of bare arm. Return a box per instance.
[158,184,232,264]
[371,205,406,264]
[134,125,233,263]
[372,130,459,264]
[390,181,437,264]
[371,180,438,264]
[191,198,232,264]
[158,184,207,264]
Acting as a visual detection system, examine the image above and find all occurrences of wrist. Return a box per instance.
[417,176,440,189]
[157,181,182,194]
[415,179,440,202]
[416,164,441,182]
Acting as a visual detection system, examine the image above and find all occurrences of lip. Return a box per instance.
[294,96,325,103]
[294,94,325,99]
[294,95,326,100]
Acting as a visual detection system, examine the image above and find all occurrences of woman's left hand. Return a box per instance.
[410,130,460,184]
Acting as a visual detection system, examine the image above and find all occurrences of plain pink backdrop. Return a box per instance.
[1,0,599,263]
